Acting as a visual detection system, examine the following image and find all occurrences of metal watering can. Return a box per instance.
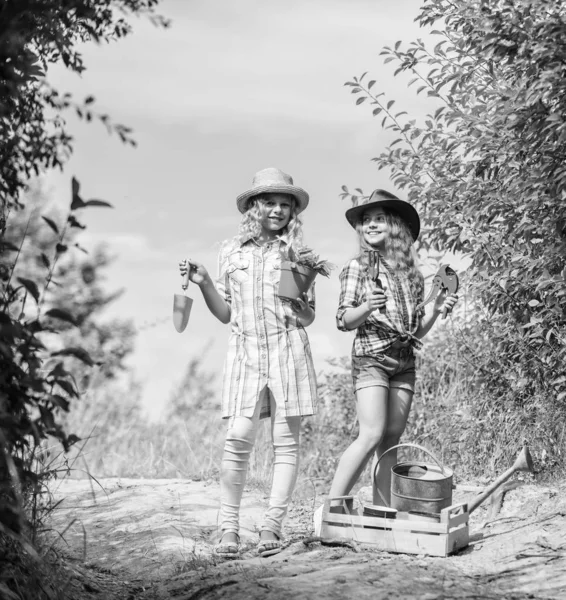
[373,443,453,514]
[373,442,534,515]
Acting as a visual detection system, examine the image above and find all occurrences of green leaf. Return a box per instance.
[16,277,40,303]
[83,199,113,209]
[67,434,81,447]
[54,379,78,397]
[67,215,85,229]
[52,346,97,366]
[71,177,85,210]
[356,97,366,105]
[71,176,80,198]
[71,195,85,210]
[49,394,70,411]
[1,240,19,252]
[42,216,59,235]
[44,308,78,326]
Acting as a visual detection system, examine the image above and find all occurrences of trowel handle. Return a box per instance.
[181,269,189,291]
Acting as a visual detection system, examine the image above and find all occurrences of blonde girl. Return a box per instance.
[328,189,458,506]
[180,168,318,558]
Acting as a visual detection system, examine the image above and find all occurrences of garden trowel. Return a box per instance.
[173,269,193,333]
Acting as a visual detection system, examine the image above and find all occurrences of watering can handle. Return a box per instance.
[373,442,448,482]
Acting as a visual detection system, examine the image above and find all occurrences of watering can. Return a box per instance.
[373,443,534,515]
[373,443,453,513]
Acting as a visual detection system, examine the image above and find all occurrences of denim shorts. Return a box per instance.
[352,346,416,392]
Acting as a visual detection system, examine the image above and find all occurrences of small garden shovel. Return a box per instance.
[173,269,193,333]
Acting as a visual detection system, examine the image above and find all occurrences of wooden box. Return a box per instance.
[320,500,469,557]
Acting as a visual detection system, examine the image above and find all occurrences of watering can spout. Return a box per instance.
[467,445,533,514]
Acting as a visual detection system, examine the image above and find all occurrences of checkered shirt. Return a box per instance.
[216,237,318,420]
[336,256,423,358]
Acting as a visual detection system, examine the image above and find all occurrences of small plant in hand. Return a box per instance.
[287,247,334,277]
[278,248,334,302]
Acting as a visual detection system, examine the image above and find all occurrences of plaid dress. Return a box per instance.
[336,255,423,358]
[216,236,318,420]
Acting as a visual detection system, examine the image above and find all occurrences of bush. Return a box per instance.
[340,0,566,478]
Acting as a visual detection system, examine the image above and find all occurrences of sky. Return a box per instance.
[43,0,446,418]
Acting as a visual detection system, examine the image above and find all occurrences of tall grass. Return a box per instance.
[53,315,563,492]
[59,379,225,481]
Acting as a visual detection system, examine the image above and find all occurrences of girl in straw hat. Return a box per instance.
[180,168,320,558]
[328,189,458,507]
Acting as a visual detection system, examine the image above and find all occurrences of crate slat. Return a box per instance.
[324,512,448,534]
[321,522,454,557]
[320,502,470,557]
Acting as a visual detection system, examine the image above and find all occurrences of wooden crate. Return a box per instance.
[320,500,469,557]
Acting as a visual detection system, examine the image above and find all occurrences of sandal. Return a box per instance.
[214,533,241,559]
[257,532,282,558]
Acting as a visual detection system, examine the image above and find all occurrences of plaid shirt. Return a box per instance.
[336,256,423,358]
[216,236,318,420]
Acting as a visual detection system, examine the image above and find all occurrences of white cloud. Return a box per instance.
[48,0,431,127]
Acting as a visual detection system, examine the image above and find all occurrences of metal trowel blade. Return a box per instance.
[173,293,193,333]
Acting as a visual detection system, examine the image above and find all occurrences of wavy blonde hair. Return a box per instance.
[236,194,305,257]
[355,209,424,306]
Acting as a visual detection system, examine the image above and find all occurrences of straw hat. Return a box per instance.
[236,168,309,214]
[345,189,420,241]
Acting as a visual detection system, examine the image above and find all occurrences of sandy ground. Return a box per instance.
[44,476,566,599]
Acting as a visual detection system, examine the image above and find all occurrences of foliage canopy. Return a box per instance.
[344,0,566,469]
[0,0,166,555]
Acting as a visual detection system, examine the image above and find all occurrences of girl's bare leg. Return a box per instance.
[328,385,389,499]
[372,386,414,506]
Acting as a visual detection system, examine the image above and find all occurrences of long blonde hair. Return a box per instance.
[355,209,424,305]
[236,194,305,258]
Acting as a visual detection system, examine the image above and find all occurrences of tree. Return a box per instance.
[344,0,566,471]
[0,0,168,558]
[0,0,169,221]
[3,189,137,390]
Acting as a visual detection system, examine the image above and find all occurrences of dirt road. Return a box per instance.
[45,477,566,599]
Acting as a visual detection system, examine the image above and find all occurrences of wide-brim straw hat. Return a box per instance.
[345,189,420,241]
[236,167,309,214]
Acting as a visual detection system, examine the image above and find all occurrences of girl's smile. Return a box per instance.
[258,194,293,237]
[362,207,389,249]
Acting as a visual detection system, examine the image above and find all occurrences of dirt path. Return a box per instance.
[45,477,566,599]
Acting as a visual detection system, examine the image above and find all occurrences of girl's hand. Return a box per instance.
[179,258,210,287]
[292,292,312,318]
[434,291,459,316]
[365,286,387,312]
[291,293,315,326]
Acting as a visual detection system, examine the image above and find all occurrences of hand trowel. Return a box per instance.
[173,268,193,333]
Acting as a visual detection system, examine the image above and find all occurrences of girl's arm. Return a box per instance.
[413,291,458,339]
[179,259,231,324]
[340,293,383,330]
[336,260,386,331]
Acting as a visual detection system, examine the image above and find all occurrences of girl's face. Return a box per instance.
[361,207,389,250]
[257,193,294,235]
